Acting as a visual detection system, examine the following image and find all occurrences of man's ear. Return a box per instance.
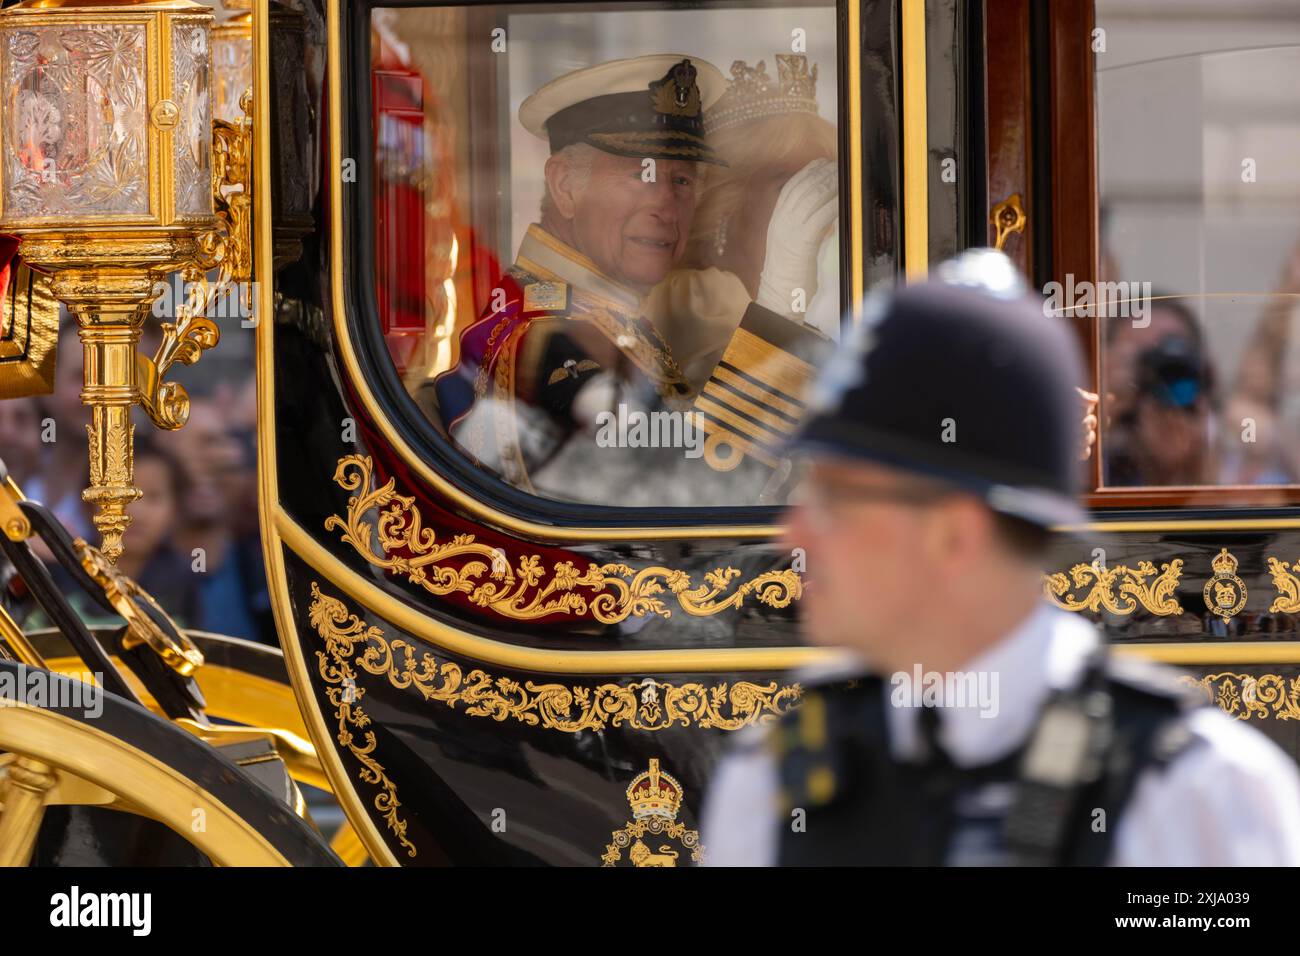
[544,153,580,220]
[920,496,985,571]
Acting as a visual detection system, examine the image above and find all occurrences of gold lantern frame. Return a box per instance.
[0,0,251,561]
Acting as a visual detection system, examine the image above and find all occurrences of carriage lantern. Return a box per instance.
[0,0,250,561]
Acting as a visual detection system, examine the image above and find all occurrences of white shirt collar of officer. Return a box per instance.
[885,601,1101,769]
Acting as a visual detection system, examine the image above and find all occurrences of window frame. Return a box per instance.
[340,0,905,530]
[987,0,1300,510]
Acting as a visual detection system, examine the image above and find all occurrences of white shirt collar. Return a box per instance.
[885,602,1101,768]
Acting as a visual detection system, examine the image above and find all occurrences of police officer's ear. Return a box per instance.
[544,151,584,221]
[919,493,1001,571]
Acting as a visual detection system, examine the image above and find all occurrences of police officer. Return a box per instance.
[701,250,1300,865]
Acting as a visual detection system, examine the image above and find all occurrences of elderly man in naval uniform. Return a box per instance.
[434,55,820,505]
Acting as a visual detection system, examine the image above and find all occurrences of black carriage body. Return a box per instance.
[260,0,1300,865]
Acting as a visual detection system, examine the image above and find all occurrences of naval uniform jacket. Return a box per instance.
[702,603,1300,865]
[434,225,787,505]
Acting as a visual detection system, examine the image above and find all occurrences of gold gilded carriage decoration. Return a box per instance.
[601,759,703,867]
[1267,557,1300,614]
[325,454,803,622]
[1182,673,1300,722]
[306,581,802,736]
[1044,547,1300,622]
[1204,548,1247,623]
[0,247,58,398]
[306,582,799,856]
[1043,559,1184,616]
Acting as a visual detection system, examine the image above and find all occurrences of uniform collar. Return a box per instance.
[885,602,1101,768]
[515,224,643,315]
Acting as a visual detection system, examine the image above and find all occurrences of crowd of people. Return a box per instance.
[1101,243,1300,488]
[4,321,274,645]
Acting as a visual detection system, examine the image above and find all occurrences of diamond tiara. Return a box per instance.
[704,54,821,135]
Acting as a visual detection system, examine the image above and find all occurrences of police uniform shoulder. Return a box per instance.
[769,677,886,811]
[1102,652,1205,710]
[1098,653,1212,769]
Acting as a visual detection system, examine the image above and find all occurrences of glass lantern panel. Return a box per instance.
[172,20,213,217]
[3,25,150,218]
[212,26,252,125]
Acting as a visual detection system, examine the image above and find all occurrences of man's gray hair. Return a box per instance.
[540,143,599,220]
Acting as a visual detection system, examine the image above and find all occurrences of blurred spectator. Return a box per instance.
[1219,244,1300,484]
[0,396,42,488]
[28,438,201,631]
[163,396,275,644]
[10,313,270,644]
[111,437,203,626]
[1101,243,1300,488]
[31,321,94,539]
[1103,298,1214,485]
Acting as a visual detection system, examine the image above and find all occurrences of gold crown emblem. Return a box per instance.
[705,54,820,134]
[1211,548,1239,577]
[626,758,683,821]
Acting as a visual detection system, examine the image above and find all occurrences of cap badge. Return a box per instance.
[649,59,702,117]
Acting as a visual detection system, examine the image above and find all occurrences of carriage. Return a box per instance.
[0,0,1298,866]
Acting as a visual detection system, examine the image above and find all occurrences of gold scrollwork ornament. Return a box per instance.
[324,455,802,623]
[1180,672,1300,722]
[1203,548,1247,624]
[1043,559,1184,616]
[306,583,800,733]
[1266,557,1300,614]
[307,584,416,858]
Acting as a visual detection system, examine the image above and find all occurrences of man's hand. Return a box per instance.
[756,159,839,320]
[1077,387,1099,461]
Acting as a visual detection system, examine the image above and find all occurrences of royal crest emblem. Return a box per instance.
[1203,548,1247,623]
[601,758,704,866]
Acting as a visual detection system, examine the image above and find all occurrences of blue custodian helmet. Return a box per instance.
[793,249,1087,529]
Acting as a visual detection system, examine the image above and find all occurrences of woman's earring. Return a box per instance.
[714,214,731,258]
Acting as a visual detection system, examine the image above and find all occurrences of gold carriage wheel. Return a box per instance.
[0,656,341,869]
[33,628,333,793]
[16,628,369,865]
[0,702,297,866]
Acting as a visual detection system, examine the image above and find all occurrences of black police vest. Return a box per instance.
[773,655,1202,866]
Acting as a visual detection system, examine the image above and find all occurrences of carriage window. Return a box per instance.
[1095,2,1300,489]
[368,2,847,507]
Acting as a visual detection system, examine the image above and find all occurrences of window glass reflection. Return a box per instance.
[371,3,843,507]
[1096,1,1300,488]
